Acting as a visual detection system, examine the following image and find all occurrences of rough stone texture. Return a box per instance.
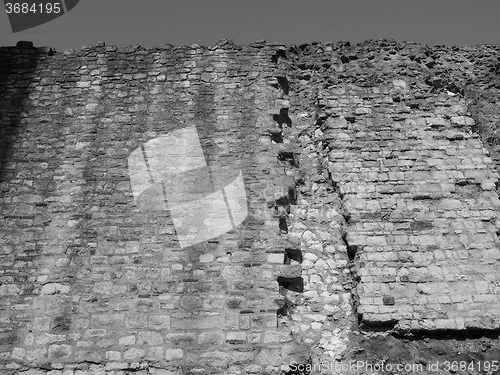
[279,40,500,334]
[327,85,500,331]
[0,39,500,374]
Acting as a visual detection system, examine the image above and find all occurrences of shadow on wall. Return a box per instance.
[0,41,42,182]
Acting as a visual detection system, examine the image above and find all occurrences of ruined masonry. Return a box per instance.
[326,85,500,330]
[0,39,500,374]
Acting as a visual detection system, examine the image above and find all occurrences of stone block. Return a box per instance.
[251,313,277,329]
[451,116,474,126]
[198,331,225,345]
[26,348,47,361]
[36,333,66,345]
[148,315,171,330]
[272,264,302,278]
[11,347,25,360]
[123,347,145,360]
[267,253,284,264]
[165,348,183,361]
[105,351,121,361]
[147,346,164,361]
[226,331,247,343]
[40,283,70,295]
[48,344,72,359]
[118,335,136,346]
[137,330,163,346]
[199,253,214,262]
[224,313,240,330]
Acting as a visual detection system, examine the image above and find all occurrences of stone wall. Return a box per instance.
[0,39,500,374]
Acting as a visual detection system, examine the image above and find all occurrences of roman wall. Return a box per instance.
[0,39,499,374]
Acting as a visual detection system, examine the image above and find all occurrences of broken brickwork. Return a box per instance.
[0,39,500,374]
